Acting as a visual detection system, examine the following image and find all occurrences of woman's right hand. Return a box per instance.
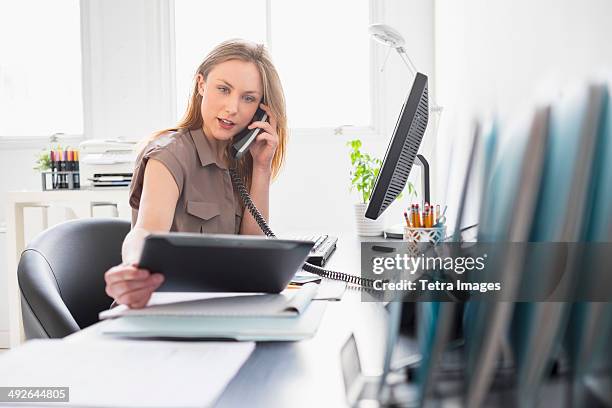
[104,263,164,309]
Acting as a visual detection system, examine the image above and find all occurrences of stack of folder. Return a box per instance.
[98,283,327,341]
[90,172,133,187]
[412,78,612,407]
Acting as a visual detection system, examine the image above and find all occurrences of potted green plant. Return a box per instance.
[33,150,52,172]
[347,139,415,236]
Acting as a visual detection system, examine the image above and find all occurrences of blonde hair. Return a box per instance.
[140,39,287,188]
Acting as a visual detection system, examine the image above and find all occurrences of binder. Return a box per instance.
[512,82,606,407]
[465,105,549,408]
[564,82,612,407]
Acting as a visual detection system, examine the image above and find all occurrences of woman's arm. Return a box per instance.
[105,158,179,309]
[239,166,272,235]
[122,159,179,263]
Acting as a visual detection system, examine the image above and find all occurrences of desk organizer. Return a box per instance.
[41,171,81,190]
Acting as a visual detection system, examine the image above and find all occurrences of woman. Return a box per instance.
[104,39,288,308]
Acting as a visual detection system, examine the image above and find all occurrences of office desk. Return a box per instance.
[4,188,130,348]
[64,236,393,408]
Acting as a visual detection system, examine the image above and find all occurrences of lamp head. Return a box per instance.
[369,24,405,48]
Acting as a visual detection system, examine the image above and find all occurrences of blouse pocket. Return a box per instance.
[186,201,221,233]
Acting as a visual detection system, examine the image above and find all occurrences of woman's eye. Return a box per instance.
[244,96,256,102]
[218,86,229,93]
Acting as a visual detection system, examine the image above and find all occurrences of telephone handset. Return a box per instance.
[228,168,376,289]
[231,107,269,159]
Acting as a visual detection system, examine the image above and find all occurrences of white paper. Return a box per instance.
[99,283,319,319]
[315,278,347,300]
[0,339,254,407]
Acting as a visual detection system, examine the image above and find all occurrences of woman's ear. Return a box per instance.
[196,74,205,97]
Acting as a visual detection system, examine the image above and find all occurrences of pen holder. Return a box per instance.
[403,225,446,257]
[403,226,446,244]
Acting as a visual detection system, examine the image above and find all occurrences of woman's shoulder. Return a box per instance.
[136,128,197,164]
[130,129,194,204]
[143,128,192,155]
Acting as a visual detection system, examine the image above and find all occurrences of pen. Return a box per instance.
[74,150,80,188]
[49,150,55,189]
[58,148,66,189]
[69,149,76,188]
[428,205,434,228]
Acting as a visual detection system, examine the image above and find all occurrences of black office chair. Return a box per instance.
[17,218,130,339]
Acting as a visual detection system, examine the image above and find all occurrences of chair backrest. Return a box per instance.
[18,218,130,339]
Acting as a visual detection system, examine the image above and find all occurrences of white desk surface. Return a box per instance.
[66,291,389,408]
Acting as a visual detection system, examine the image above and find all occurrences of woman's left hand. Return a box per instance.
[248,103,279,172]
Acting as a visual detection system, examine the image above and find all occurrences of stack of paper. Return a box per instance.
[0,339,254,407]
[98,283,327,341]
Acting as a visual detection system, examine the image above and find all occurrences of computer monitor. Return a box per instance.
[365,72,429,220]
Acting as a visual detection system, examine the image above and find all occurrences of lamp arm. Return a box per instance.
[395,47,418,78]
[396,47,443,113]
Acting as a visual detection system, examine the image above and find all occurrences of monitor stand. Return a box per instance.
[383,154,431,239]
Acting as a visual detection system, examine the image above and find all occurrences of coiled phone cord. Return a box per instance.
[229,167,376,289]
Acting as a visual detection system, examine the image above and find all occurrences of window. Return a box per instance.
[270,0,370,129]
[0,0,83,137]
[174,0,266,121]
[173,0,371,129]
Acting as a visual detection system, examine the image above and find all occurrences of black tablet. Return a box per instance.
[138,233,314,293]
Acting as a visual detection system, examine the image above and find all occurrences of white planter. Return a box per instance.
[353,202,385,237]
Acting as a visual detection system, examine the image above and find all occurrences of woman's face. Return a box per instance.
[198,59,263,143]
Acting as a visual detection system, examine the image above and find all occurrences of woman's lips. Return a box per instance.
[217,118,235,130]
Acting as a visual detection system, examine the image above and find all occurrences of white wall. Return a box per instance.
[434,0,612,209]
[0,148,45,241]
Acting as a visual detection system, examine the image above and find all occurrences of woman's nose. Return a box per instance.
[224,97,240,115]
